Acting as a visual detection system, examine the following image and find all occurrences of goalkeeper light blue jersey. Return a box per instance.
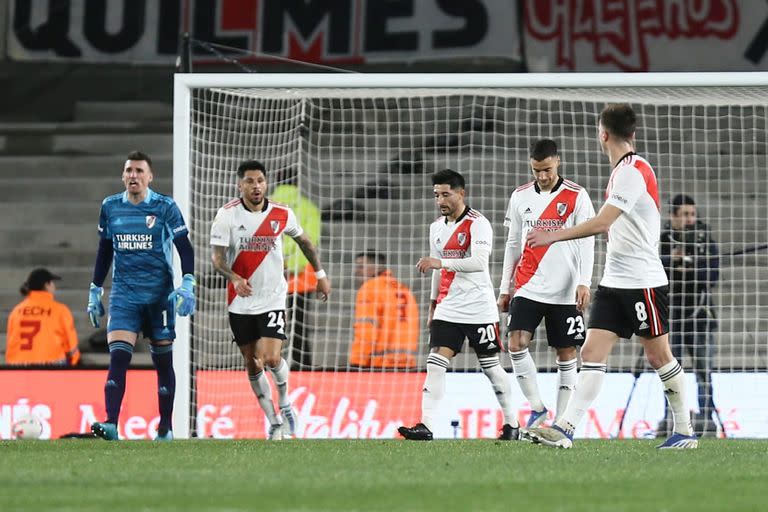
[98,188,188,304]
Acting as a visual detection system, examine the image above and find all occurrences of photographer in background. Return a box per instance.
[659,194,720,437]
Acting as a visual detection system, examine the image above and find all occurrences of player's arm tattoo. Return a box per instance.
[211,245,239,281]
[294,234,323,271]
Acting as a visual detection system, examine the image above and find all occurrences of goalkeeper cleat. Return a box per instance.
[155,429,174,441]
[526,425,573,449]
[526,407,548,428]
[497,424,520,441]
[656,433,698,449]
[91,421,119,441]
[280,406,298,438]
[398,423,433,441]
[268,423,284,441]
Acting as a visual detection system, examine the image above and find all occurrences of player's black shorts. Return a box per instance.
[588,285,669,339]
[229,310,287,346]
[430,320,501,356]
[506,296,585,348]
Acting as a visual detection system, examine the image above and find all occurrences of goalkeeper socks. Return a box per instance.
[555,358,578,421]
[555,362,607,434]
[422,353,449,431]
[479,356,519,428]
[150,344,175,434]
[104,341,134,424]
[509,349,545,412]
[268,358,291,409]
[656,359,693,436]
[249,370,279,425]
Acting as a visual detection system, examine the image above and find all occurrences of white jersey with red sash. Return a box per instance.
[602,152,668,289]
[500,178,595,304]
[429,207,498,324]
[210,198,303,314]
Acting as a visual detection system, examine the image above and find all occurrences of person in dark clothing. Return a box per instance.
[659,194,720,437]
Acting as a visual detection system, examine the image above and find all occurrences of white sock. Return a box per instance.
[248,371,279,425]
[479,356,519,428]
[656,359,693,436]
[268,358,291,409]
[555,362,607,434]
[509,348,545,412]
[555,358,578,422]
[422,353,449,431]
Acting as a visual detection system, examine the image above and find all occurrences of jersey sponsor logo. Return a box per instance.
[237,236,278,252]
[238,225,246,231]
[172,225,187,234]
[524,218,566,231]
[114,233,153,250]
[611,193,629,205]
[524,207,532,213]
[145,215,156,229]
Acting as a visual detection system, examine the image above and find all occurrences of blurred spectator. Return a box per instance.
[350,251,419,369]
[272,169,321,370]
[5,268,80,367]
[659,194,720,437]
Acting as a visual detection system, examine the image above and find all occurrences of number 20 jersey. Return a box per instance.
[210,198,303,315]
[430,208,499,324]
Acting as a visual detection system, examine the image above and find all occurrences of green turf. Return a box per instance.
[1,439,766,511]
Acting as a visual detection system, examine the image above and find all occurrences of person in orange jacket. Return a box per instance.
[5,268,80,366]
[350,251,419,369]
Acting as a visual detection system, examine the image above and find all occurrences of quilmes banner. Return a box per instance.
[6,0,521,64]
[1,370,765,439]
[523,0,768,71]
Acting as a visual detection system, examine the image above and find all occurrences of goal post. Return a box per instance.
[173,72,768,440]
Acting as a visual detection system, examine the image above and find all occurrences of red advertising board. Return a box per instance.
[195,371,423,439]
[0,370,159,440]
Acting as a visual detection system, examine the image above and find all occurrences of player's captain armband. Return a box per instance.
[315,269,327,280]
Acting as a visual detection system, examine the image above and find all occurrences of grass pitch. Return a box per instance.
[1,439,766,511]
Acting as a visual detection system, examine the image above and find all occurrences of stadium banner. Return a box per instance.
[6,0,520,64]
[523,0,768,71]
[1,370,765,439]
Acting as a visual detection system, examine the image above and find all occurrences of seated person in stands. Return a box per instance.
[5,268,80,366]
[349,251,419,369]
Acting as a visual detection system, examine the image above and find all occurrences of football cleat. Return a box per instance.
[155,429,174,441]
[657,433,698,449]
[497,424,520,441]
[280,406,298,438]
[525,425,573,449]
[91,421,119,441]
[268,422,284,441]
[398,423,433,441]
[526,408,548,428]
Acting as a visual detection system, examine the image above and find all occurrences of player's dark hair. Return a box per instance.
[671,194,696,214]
[126,150,152,169]
[356,251,386,265]
[237,160,267,179]
[432,169,465,190]
[599,104,636,140]
[530,139,559,161]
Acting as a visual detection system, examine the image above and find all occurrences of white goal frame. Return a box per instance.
[172,72,768,439]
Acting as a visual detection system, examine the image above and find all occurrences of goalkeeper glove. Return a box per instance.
[169,273,196,317]
[87,283,105,328]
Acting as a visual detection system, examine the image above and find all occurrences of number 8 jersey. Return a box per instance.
[429,207,499,324]
[210,198,303,314]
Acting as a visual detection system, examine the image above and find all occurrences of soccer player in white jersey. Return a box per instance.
[498,139,595,430]
[526,104,697,449]
[210,160,331,440]
[398,169,520,441]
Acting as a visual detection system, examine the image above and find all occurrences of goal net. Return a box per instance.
[173,74,768,440]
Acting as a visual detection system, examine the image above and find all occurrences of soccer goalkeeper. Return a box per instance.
[88,151,196,441]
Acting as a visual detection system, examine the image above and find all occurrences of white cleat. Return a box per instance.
[268,422,284,440]
[280,406,299,438]
[526,425,573,449]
